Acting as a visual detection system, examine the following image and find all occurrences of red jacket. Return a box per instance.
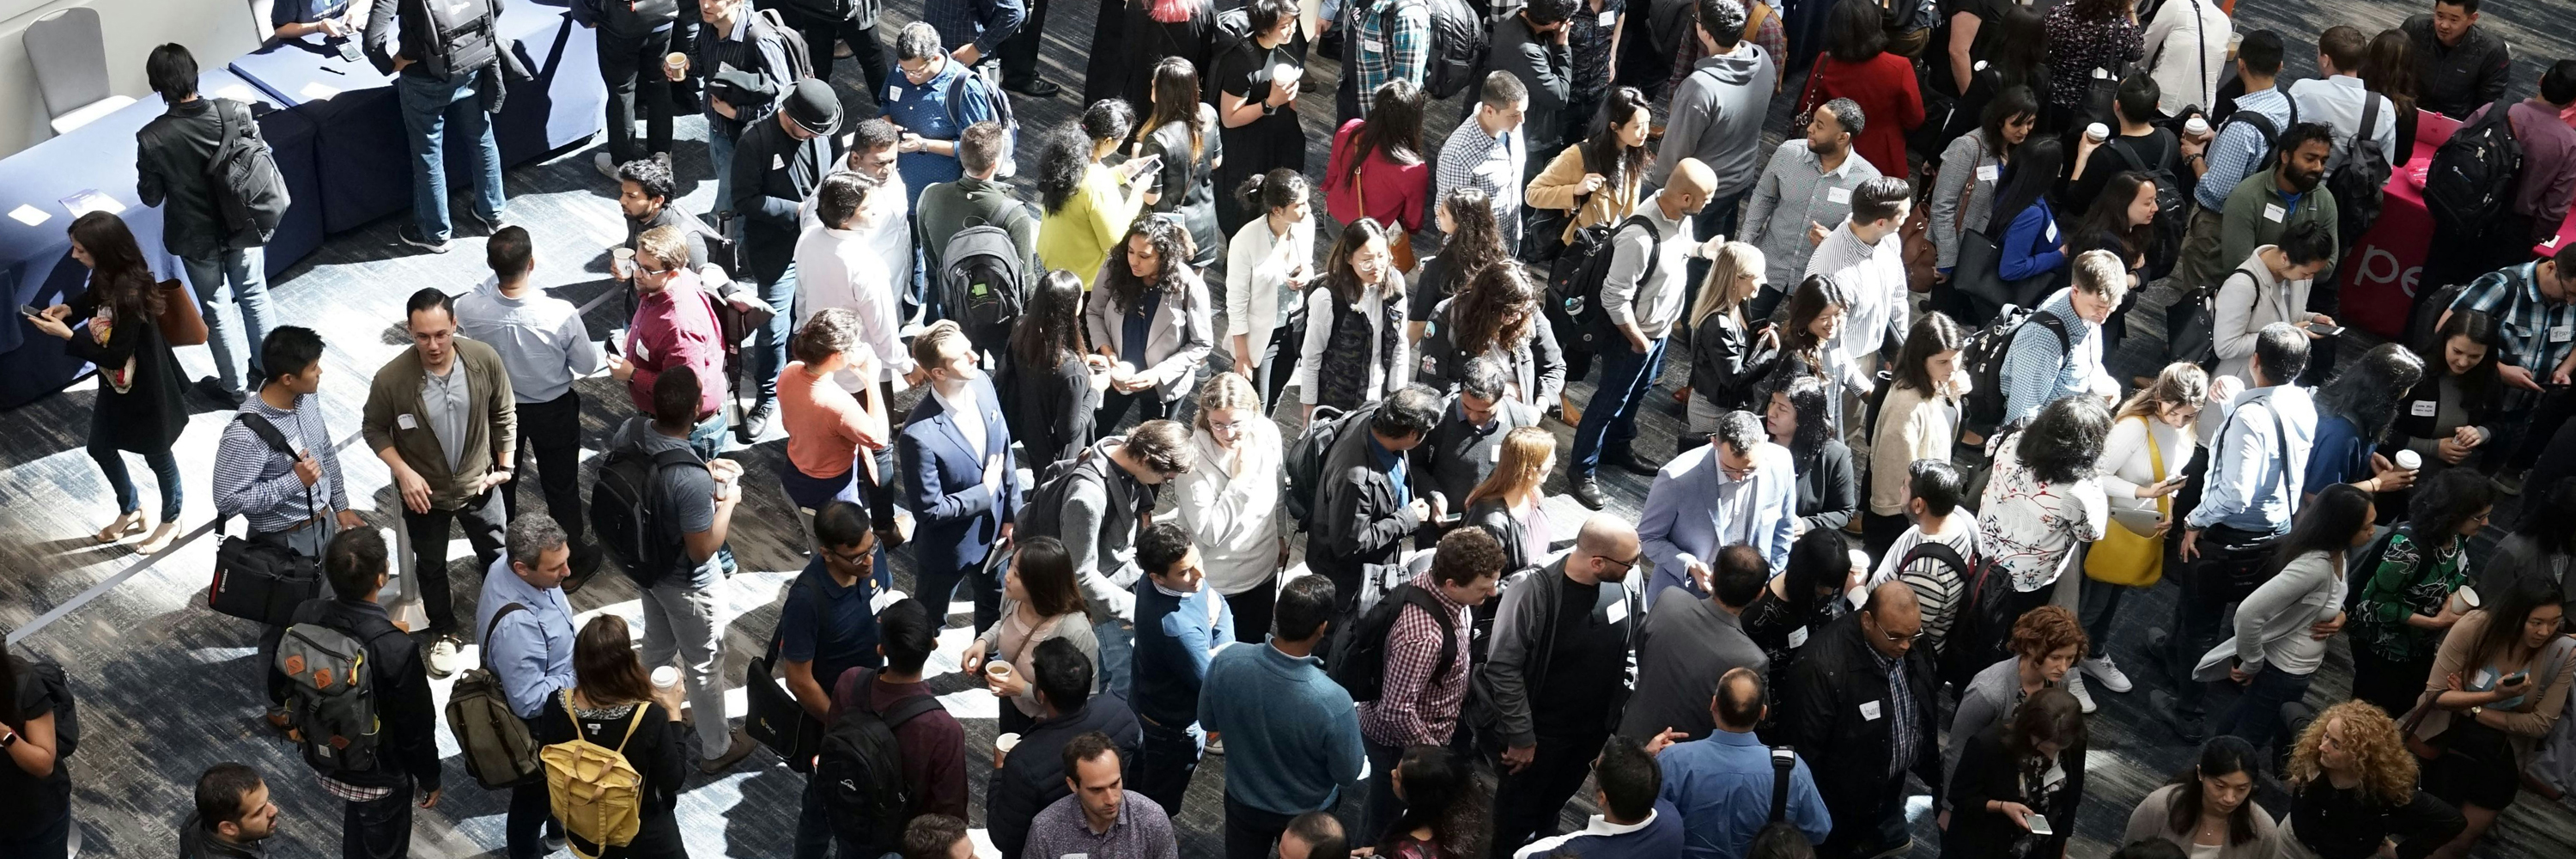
[623,272,727,420]
[1323,119,1430,233]
[1808,52,1925,179]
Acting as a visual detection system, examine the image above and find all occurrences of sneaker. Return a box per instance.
[2496,469,2527,497]
[2081,655,2134,692]
[424,636,465,679]
[739,401,776,445]
[1571,477,1606,510]
[2069,670,2097,714]
[1004,77,1062,98]
[544,832,567,854]
[2149,689,2206,743]
[398,225,450,253]
[1206,737,1224,756]
[464,208,503,236]
[593,151,620,180]
[698,729,760,774]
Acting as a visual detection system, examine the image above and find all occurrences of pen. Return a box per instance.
[321,65,346,75]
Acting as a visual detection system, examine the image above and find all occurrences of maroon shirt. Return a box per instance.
[830,671,969,820]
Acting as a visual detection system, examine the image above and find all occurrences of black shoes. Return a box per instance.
[739,401,776,445]
[194,376,244,408]
[2149,689,2207,743]
[1601,448,1660,477]
[1005,77,1062,98]
[398,225,450,253]
[1571,477,1605,510]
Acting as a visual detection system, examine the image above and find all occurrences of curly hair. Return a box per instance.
[1100,216,1195,313]
[1035,127,1093,216]
[2287,700,2418,806]
[2008,605,2088,661]
[1450,264,1539,359]
[2015,395,2111,484]
[1430,187,1510,303]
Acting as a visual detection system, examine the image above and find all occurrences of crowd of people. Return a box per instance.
[14,0,2576,856]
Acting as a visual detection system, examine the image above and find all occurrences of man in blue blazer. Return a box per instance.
[1637,410,1797,610]
[898,321,1021,635]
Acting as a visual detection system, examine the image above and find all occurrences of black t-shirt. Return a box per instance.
[1532,576,1630,737]
[0,663,69,839]
[1215,40,1303,132]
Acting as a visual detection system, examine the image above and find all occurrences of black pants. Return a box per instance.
[343,779,415,859]
[997,0,1050,85]
[403,489,508,635]
[2167,523,2277,715]
[505,769,561,859]
[1489,732,1609,858]
[783,9,886,113]
[1133,716,1203,816]
[914,545,1004,641]
[503,392,586,544]
[598,27,676,165]
[2422,213,2536,301]
[1250,322,1302,415]
[2351,646,2434,721]
[1227,576,1277,643]
[1224,792,1297,859]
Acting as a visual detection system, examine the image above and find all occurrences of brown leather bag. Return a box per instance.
[157,278,208,346]
[1354,163,1418,271]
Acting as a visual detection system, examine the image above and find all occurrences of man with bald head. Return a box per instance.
[1477,514,1648,856]
[1783,580,1941,859]
[1620,543,1770,745]
[1570,157,1735,510]
[1655,667,1833,859]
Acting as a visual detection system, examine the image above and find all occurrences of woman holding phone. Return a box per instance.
[1946,688,2088,858]
[2415,582,2575,858]
[2081,362,2207,695]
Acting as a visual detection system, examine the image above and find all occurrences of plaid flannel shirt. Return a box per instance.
[1347,0,1429,116]
[2450,262,2576,374]
[1432,114,1526,247]
[1358,572,1472,747]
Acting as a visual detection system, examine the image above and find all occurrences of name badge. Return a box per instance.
[887,85,902,101]
[2555,325,2573,343]
[1827,186,1851,204]
[2044,221,2059,242]
[2411,400,2439,417]
[1604,596,1628,624]
[1597,10,1616,26]
[1860,700,1883,721]
[1976,163,2000,182]
[2263,204,2286,222]
[396,413,418,430]
[1363,38,1386,53]
[771,154,786,170]
[635,340,651,362]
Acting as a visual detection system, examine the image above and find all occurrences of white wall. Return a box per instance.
[2,0,267,155]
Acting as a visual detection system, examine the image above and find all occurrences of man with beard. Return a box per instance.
[2216,122,2340,282]
[616,159,726,284]
[1476,514,1647,857]
[1741,98,1882,320]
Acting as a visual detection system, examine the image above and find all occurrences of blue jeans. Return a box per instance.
[793,774,865,859]
[90,420,180,521]
[180,246,273,394]
[708,119,740,216]
[2213,667,2315,756]
[752,260,799,405]
[396,70,505,241]
[1132,716,1205,815]
[687,410,732,461]
[1571,335,1669,478]
[1094,617,1136,702]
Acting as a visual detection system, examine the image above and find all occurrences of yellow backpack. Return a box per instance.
[541,691,647,858]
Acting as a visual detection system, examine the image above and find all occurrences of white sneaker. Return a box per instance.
[424,636,464,679]
[2068,670,2097,714]
[2081,655,2135,692]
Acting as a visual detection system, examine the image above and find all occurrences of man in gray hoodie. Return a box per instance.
[1650,0,1777,283]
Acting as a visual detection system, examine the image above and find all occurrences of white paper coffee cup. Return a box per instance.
[612,247,635,278]
[2395,449,2422,471]
[2085,123,2111,143]
[652,666,680,689]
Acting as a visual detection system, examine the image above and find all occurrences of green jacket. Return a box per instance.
[361,338,517,510]
[2219,169,2341,280]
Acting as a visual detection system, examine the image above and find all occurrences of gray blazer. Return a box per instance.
[1929,129,2004,271]
[1084,267,1215,403]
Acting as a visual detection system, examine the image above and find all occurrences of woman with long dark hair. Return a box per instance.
[1139,56,1225,271]
[1526,86,1652,249]
[1085,216,1214,432]
[1801,0,1923,177]
[1410,186,1511,342]
[2197,483,2374,758]
[1686,242,1783,438]
[2348,469,2494,718]
[2415,582,2575,858]
[1769,275,1855,434]
[0,646,70,858]
[963,537,1102,735]
[1036,102,1161,289]
[1768,376,1856,537]
[2075,170,2159,345]
[535,615,690,859]
[1744,528,1863,690]
[1003,271,1103,470]
[1324,81,1431,244]
[1932,86,2038,278]
[1984,137,2072,317]
[2281,700,2465,859]
[2123,736,2285,859]
[1946,687,2089,858]
[2359,28,2424,165]
[2306,344,2428,506]
[1376,745,1492,859]
[1417,264,1564,408]
[2385,309,2500,515]
[1211,0,1309,235]
[1864,313,1969,555]
[1947,605,2088,811]
[1293,217,1409,417]
[1945,12,2050,143]
[1224,169,1315,410]
[27,211,188,552]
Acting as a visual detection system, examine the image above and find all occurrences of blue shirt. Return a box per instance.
[778,556,884,686]
[270,0,348,29]
[1121,289,1163,370]
[2197,86,2295,210]
[1129,581,1236,726]
[1657,730,1833,859]
[1369,431,1412,509]
[475,557,578,720]
[2304,413,2376,497]
[2188,385,2318,533]
[1998,289,2099,429]
[920,0,1025,57]
[1198,638,1368,815]
[884,60,1004,207]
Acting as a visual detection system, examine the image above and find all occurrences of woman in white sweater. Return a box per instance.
[1157,373,1286,643]
[2078,362,2208,696]
[2197,483,2376,758]
[1865,313,1970,558]
[1223,169,1315,410]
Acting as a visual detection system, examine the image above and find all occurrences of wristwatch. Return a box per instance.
[2470,705,2487,719]
[0,728,15,747]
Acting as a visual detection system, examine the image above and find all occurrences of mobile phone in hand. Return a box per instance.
[2308,325,2345,337]
[2024,815,2054,836]
[19,304,42,319]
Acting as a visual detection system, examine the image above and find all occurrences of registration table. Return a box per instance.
[0,70,319,409]
[227,4,605,232]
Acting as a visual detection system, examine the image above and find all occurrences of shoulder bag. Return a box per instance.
[2085,417,2169,587]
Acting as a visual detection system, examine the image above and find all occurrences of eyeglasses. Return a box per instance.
[638,260,680,276]
[1877,627,1926,645]
[1206,420,1251,435]
[1600,551,1642,571]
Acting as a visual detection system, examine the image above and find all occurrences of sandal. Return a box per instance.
[95,511,143,544]
[137,521,181,555]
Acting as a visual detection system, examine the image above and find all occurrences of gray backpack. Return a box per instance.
[276,622,382,774]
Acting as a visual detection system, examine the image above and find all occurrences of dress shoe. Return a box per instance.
[1571,477,1606,510]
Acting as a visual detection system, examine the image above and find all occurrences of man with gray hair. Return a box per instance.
[1741,98,1883,320]
[1637,410,1795,608]
[476,512,579,859]
[1434,71,1532,249]
[1410,357,1540,545]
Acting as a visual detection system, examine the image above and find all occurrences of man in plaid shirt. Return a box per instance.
[2443,245,2576,491]
[1329,0,1431,122]
[1355,528,1504,839]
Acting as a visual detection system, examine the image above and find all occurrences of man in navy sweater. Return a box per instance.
[1127,522,1236,815]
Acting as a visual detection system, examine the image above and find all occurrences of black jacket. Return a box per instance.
[1466,497,1535,576]
[178,814,265,859]
[2403,15,2513,120]
[1484,15,1574,157]
[1686,311,1781,416]
[1779,612,1942,825]
[986,698,1144,859]
[1469,555,1641,748]
[1941,722,2085,859]
[532,696,689,815]
[136,98,262,259]
[363,0,515,88]
[1312,405,1422,606]
[284,598,441,792]
[1789,438,1858,533]
[1409,398,1538,515]
[730,113,832,283]
[1000,350,1099,473]
[1415,297,1568,411]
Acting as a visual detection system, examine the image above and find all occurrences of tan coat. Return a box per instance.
[2412,610,2576,765]
[1524,143,1643,246]
[361,338,518,511]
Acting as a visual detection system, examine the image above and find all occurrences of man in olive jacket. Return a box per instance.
[362,289,517,675]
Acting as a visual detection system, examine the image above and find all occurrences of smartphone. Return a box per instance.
[2308,325,2345,337]
[2024,815,2055,836]
[19,304,41,319]
[335,38,362,64]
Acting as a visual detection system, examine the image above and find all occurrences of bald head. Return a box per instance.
[1713,667,1765,731]
[1862,579,1918,616]
[1660,158,1720,220]
[1571,514,1642,585]
[1860,580,1923,658]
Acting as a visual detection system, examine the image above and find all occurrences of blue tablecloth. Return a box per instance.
[228,7,604,233]
[0,70,320,409]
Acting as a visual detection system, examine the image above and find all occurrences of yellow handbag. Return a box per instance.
[2085,417,2168,587]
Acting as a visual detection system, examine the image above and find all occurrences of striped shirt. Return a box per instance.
[2451,261,2576,374]
[1346,0,1430,116]
[1433,113,1528,247]
[1866,519,1978,651]
[1358,572,1473,747]
[212,393,349,534]
[1741,139,1880,293]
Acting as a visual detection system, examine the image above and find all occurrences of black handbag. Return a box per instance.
[208,414,325,626]
[744,580,823,771]
[1949,228,2054,322]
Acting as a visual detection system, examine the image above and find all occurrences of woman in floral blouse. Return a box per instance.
[2040,0,2143,133]
[2347,469,2494,718]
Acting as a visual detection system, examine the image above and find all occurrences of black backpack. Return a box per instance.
[1327,584,1458,703]
[204,99,289,247]
[816,669,945,854]
[1938,552,2021,688]
[1418,0,1489,101]
[416,0,501,80]
[208,414,326,626]
[588,441,702,588]
[936,221,1027,353]
[2106,134,2188,279]
[1546,213,1664,357]
[2212,92,2296,174]
[2424,98,2522,231]
[1958,305,2070,439]
[1017,446,1119,542]
[753,8,817,82]
[2327,94,2393,247]
[1284,403,1374,527]
[1210,7,1256,70]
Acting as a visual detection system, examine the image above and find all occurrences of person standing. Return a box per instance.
[2439,248,2576,496]
[1651,668,1834,859]
[921,0,1024,79]
[801,598,965,857]
[1480,515,1643,857]
[1508,735,1683,859]
[457,227,607,575]
[181,764,280,859]
[1801,0,1923,180]
[2402,0,2512,119]
[532,615,692,859]
[1210,0,1309,235]
[2119,738,2285,859]
[1569,159,1731,509]
[1431,73,1531,251]
[1002,272,1104,471]
[1997,252,2127,430]
[1198,576,1364,859]
[2200,486,2376,760]
[612,226,732,460]
[136,44,276,406]
[288,529,444,859]
[362,0,507,252]
[1336,0,1431,122]
[1020,421,1200,699]
[1309,385,1443,609]
[1222,170,1315,410]
[1621,545,1769,744]
[2141,0,2230,116]
[1292,220,1412,417]
[570,0,680,176]
[24,213,188,553]
[1411,360,1542,533]
[2039,0,2144,133]
[1942,689,2090,859]
[1804,175,1914,451]
[2291,27,2400,177]
[793,168,908,407]
[732,79,841,443]
[885,23,1011,213]
[900,321,1021,635]
[0,646,72,858]
[216,326,367,726]
[1035,101,1157,290]
[1322,84,1431,262]
[1159,375,1287,643]
[985,638,1145,859]
[1084,218,1217,432]
[776,0,888,113]
[1741,100,1880,319]
[1358,528,1504,838]
[475,515,580,859]
[1781,581,1941,859]
[2433,65,2576,287]
[916,122,1041,278]
[2176,31,2290,295]
[1485,0,1577,180]
[2345,472,2492,717]
[683,0,799,214]
[776,503,890,783]
[1654,0,1776,253]
[1637,411,1797,606]
[1022,734,1181,859]
[361,288,517,677]
[615,159,723,281]
[1966,396,2111,705]
[1126,522,1235,814]
[1137,58,1226,271]
[2082,364,2206,691]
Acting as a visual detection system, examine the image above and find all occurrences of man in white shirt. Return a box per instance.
[1805,175,1914,455]
[454,226,606,573]
[2290,26,2399,174]
[1569,157,1730,510]
[796,170,920,397]
[2142,0,2233,115]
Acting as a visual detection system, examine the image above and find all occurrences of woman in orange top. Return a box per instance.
[774,308,889,515]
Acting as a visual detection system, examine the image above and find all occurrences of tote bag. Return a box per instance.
[2085,417,2167,587]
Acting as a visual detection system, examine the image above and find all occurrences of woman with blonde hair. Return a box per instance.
[1157,373,1287,642]
[2281,700,2464,859]
[1685,241,1783,440]
[2079,362,2208,694]
[1463,426,1557,576]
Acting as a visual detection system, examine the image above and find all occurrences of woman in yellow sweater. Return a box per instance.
[1525,86,1654,248]
[1036,99,1161,289]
